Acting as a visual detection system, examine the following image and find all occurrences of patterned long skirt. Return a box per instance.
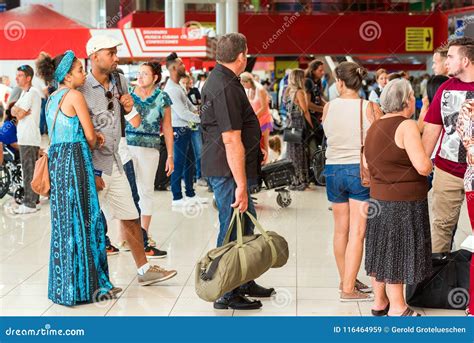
[286,108,309,185]
[48,141,113,306]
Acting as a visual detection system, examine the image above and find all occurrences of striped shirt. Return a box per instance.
[79,73,129,176]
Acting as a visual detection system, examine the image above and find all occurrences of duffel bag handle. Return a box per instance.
[223,209,274,246]
[222,208,244,246]
[221,209,278,281]
[235,212,248,282]
[243,211,278,267]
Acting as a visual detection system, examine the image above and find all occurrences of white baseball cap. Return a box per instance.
[86,35,123,56]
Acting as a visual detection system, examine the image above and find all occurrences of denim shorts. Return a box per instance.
[324,164,370,203]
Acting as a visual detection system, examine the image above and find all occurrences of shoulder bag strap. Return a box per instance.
[287,90,299,127]
[360,99,364,147]
[48,89,70,146]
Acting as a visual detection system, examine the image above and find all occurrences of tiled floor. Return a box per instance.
[0,182,468,317]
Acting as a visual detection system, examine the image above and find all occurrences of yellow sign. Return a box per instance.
[275,61,299,79]
[406,27,434,52]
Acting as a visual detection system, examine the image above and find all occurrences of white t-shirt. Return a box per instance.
[15,87,42,147]
[32,77,47,99]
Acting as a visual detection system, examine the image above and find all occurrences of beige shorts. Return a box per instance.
[98,163,139,221]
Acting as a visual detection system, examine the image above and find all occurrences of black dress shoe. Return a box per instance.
[238,281,276,298]
[213,294,262,310]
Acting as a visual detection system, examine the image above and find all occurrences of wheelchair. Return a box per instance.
[0,144,24,204]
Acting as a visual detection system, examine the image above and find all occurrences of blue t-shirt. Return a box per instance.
[0,120,17,145]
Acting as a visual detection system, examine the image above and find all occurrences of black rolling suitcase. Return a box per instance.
[260,160,296,189]
[406,249,471,310]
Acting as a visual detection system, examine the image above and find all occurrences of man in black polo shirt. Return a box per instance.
[201,33,275,310]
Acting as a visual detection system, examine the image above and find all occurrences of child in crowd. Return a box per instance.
[268,135,282,163]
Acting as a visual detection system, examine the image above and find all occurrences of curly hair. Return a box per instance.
[36,51,76,85]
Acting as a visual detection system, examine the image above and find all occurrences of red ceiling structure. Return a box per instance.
[119,10,449,56]
[0,5,91,59]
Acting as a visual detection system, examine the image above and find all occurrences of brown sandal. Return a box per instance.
[401,307,421,316]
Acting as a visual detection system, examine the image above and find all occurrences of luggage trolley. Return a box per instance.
[259,159,295,208]
[212,159,296,209]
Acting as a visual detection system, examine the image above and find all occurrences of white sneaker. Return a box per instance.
[172,198,188,207]
[187,195,209,204]
[197,178,208,187]
[36,203,42,210]
[14,205,38,214]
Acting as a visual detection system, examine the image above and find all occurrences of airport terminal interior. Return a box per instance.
[0,0,473,317]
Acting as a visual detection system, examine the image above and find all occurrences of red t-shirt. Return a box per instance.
[424,78,474,178]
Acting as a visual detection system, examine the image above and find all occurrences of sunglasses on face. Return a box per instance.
[105,91,114,111]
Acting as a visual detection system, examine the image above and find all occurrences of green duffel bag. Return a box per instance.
[195,209,289,302]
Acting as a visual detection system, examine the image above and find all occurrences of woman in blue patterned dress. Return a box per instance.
[126,61,174,256]
[37,51,119,306]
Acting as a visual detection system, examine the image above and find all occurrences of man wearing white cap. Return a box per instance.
[80,35,177,285]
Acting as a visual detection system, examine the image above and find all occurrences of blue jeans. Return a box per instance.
[171,127,195,201]
[182,138,195,181]
[191,125,203,180]
[207,177,257,247]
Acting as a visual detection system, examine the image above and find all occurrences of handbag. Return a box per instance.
[406,250,471,310]
[283,127,304,143]
[31,89,69,196]
[195,208,289,302]
[283,91,304,143]
[359,99,371,187]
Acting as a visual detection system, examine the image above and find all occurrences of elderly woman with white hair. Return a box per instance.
[364,78,433,317]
